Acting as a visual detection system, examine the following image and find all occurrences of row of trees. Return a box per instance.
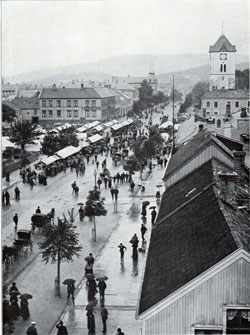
[235,69,249,89]
[179,81,209,113]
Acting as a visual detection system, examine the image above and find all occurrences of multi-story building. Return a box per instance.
[38,85,118,123]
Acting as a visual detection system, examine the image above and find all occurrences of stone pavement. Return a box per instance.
[50,164,165,335]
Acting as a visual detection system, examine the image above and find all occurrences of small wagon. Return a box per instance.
[31,213,51,232]
[14,229,32,250]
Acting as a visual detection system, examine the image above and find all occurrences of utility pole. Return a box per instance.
[172,75,175,151]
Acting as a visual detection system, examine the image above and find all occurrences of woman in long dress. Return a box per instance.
[86,310,95,332]
[20,298,30,321]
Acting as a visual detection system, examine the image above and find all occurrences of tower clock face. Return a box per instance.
[220,53,227,60]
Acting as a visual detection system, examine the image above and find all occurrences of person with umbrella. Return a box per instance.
[56,320,68,335]
[130,234,139,260]
[141,224,147,241]
[88,278,97,301]
[118,243,127,259]
[26,321,38,335]
[151,208,157,225]
[78,205,84,221]
[101,307,108,333]
[97,280,107,301]
[67,283,75,305]
[86,309,95,332]
[20,296,30,321]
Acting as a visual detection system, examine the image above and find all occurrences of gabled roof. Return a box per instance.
[138,159,250,315]
[39,87,115,99]
[202,89,250,99]
[209,34,236,52]
[163,130,233,180]
[11,97,39,109]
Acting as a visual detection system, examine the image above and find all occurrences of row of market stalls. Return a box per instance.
[110,119,134,135]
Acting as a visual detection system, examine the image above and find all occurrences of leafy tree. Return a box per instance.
[84,189,107,219]
[8,120,42,151]
[57,127,79,148]
[2,104,17,123]
[138,80,154,109]
[192,81,209,108]
[123,155,141,175]
[179,92,193,114]
[132,101,143,116]
[235,69,249,89]
[170,89,183,102]
[39,209,82,297]
[149,126,164,146]
[153,91,168,105]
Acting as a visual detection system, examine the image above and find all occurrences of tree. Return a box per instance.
[2,104,17,123]
[132,101,143,116]
[235,69,249,89]
[8,120,42,151]
[39,209,82,297]
[170,89,183,102]
[179,92,193,114]
[149,126,164,146]
[138,80,154,109]
[57,127,79,148]
[192,81,209,108]
[40,133,62,156]
[153,91,168,105]
[123,155,141,175]
[84,189,107,219]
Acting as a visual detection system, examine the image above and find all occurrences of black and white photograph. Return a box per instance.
[1,0,250,334]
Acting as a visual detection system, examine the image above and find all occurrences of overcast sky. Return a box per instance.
[2,0,249,76]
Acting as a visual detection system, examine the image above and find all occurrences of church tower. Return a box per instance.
[209,34,236,91]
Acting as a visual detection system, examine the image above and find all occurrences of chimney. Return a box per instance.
[218,172,238,206]
[233,151,246,184]
[81,84,84,89]
[198,124,204,132]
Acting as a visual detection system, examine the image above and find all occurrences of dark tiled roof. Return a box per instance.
[202,89,250,99]
[209,34,236,52]
[216,134,243,151]
[11,97,39,109]
[164,130,233,180]
[138,180,250,315]
[40,88,101,99]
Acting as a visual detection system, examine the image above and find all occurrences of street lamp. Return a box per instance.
[93,170,97,242]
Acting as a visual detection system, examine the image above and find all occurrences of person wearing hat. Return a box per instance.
[56,320,68,335]
[118,243,127,259]
[26,321,38,335]
[116,328,125,335]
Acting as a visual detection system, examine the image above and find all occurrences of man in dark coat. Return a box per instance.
[151,209,157,225]
[118,243,127,259]
[26,321,37,335]
[14,186,20,201]
[56,320,68,335]
[97,280,107,300]
[5,191,10,206]
[35,206,41,214]
[141,224,147,241]
[101,307,108,333]
[13,214,18,229]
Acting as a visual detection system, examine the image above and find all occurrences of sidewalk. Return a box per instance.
[50,165,165,335]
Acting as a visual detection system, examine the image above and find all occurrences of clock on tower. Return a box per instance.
[220,53,227,60]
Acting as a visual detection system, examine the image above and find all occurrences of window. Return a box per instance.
[206,102,210,107]
[42,100,46,107]
[214,102,218,108]
[220,64,223,72]
[92,100,96,107]
[42,110,47,117]
[206,111,210,114]
[67,110,72,117]
[48,100,53,107]
[224,64,226,72]
[85,100,90,107]
[222,76,224,81]
[57,110,61,117]
[92,110,96,118]
[226,309,250,334]
[48,110,53,118]
[214,111,218,115]
[34,110,38,116]
[73,110,78,117]
[235,101,239,108]
[56,100,61,107]
[67,100,71,107]
[86,111,90,117]
[73,100,78,107]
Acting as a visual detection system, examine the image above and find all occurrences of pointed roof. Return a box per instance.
[209,34,236,52]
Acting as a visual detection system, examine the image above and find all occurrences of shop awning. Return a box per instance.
[41,155,60,165]
[93,125,103,132]
[88,134,103,144]
[56,145,81,159]
[77,126,88,133]
[111,124,122,131]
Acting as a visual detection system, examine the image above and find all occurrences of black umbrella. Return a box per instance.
[96,276,108,281]
[20,293,32,300]
[142,201,150,207]
[149,206,156,209]
[77,202,84,206]
[63,279,76,285]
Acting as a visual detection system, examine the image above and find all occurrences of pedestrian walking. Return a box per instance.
[67,283,75,305]
[96,161,99,169]
[13,213,18,230]
[108,178,112,189]
[14,186,20,201]
[6,172,10,182]
[9,282,20,296]
[130,234,139,260]
[118,243,127,259]
[151,209,157,225]
[86,310,95,332]
[87,278,97,301]
[30,178,35,190]
[97,178,102,189]
[10,294,21,320]
[130,181,135,193]
[2,191,6,206]
[116,328,125,335]
[56,320,68,335]
[141,185,145,194]
[85,261,93,277]
[79,206,84,221]
[71,181,77,195]
[141,224,147,241]
[35,206,41,214]
[26,322,38,335]
[5,190,10,206]
[94,154,98,162]
[75,186,79,196]
[75,167,79,178]
[101,307,108,333]
[97,280,106,300]
[87,253,95,265]
[20,298,30,321]
[110,187,115,200]
[103,176,108,189]
[164,157,168,167]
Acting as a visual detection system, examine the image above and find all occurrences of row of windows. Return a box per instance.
[42,100,96,108]
[41,110,97,118]
[206,101,242,108]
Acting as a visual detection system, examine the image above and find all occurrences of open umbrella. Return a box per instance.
[149,206,156,210]
[77,202,84,206]
[85,256,92,262]
[142,201,150,207]
[85,273,95,280]
[20,293,33,300]
[96,276,108,281]
[62,279,76,285]
[156,184,163,188]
